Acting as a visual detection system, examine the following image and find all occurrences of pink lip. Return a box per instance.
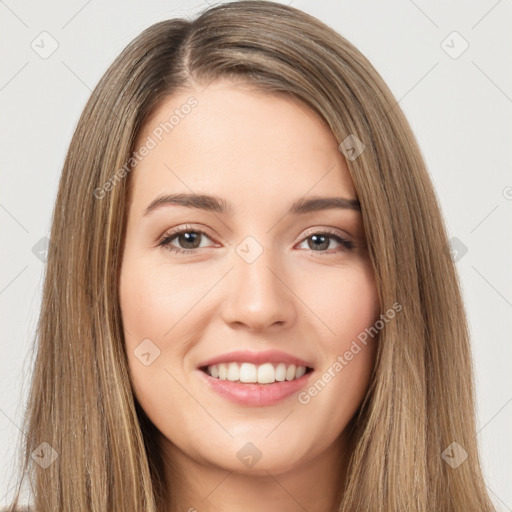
[197,368,314,407]
[196,349,314,369]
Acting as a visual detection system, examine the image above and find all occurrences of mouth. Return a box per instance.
[197,364,315,407]
[196,349,315,406]
[199,362,314,385]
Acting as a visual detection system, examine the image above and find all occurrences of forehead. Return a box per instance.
[129,80,357,210]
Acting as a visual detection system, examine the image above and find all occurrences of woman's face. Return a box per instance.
[119,79,380,475]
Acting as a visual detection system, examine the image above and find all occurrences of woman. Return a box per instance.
[5,1,496,511]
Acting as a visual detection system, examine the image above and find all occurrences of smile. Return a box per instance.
[201,362,313,384]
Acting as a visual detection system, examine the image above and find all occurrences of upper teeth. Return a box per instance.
[206,362,307,384]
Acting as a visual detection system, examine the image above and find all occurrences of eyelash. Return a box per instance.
[157,225,355,256]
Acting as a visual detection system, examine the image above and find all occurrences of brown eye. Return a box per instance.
[158,228,215,254]
[157,227,354,256]
[297,231,354,254]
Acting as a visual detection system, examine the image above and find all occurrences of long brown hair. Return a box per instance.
[6,1,495,510]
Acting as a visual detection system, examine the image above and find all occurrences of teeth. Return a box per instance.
[218,363,228,380]
[240,362,257,383]
[285,364,296,381]
[295,366,306,378]
[258,363,275,384]
[227,362,239,381]
[275,363,287,381]
[205,362,309,384]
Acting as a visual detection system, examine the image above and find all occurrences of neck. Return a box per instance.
[160,432,349,512]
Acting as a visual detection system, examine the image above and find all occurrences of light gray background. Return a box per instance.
[1,0,511,509]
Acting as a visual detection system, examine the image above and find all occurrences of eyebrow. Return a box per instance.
[143,193,361,217]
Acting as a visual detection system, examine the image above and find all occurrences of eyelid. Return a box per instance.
[158,224,356,255]
[158,224,352,245]
[299,226,353,241]
[297,226,356,252]
[157,224,218,246]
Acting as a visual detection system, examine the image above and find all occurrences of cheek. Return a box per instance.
[295,259,379,419]
[119,255,179,390]
[298,257,380,345]
[119,253,201,348]
[334,267,380,342]
[330,260,380,378]
[119,253,213,417]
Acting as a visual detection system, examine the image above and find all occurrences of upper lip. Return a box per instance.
[197,349,314,369]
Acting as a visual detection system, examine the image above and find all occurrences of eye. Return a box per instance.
[296,229,355,255]
[158,225,216,254]
[157,226,355,255]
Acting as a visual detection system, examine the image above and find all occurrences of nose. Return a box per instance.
[220,244,297,331]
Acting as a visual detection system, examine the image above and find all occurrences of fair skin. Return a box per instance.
[119,79,380,512]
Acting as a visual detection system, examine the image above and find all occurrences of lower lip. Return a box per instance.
[197,369,314,407]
